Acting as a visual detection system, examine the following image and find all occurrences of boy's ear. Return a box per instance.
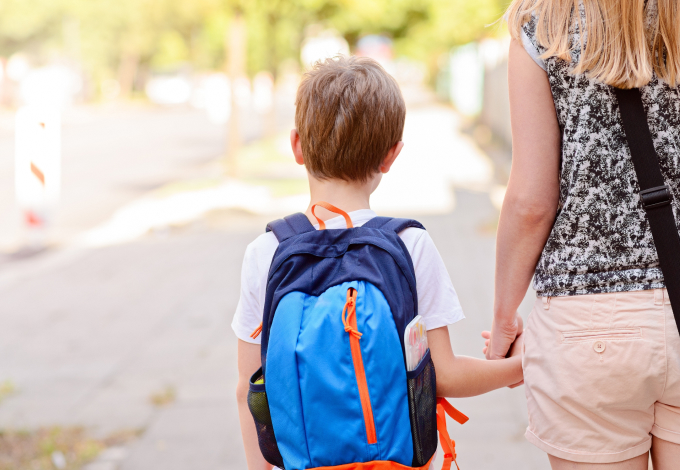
[379,141,404,174]
[290,129,304,166]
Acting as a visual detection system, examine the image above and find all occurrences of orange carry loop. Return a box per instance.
[250,201,352,340]
[311,202,354,229]
[436,398,468,470]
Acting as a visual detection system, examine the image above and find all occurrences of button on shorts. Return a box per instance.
[523,289,680,463]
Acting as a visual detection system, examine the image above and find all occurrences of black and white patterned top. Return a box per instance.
[521,10,680,297]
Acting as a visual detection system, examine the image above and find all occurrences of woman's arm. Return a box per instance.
[236,340,271,470]
[486,38,562,360]
[430,327,523,398]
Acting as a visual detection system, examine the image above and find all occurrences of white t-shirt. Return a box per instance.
[232,209,464,343]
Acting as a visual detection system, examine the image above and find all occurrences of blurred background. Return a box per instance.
[0,1,546,469]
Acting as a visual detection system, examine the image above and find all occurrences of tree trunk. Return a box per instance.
[118,51,139,99]
[226,11,247,177]
[264,12,279,138]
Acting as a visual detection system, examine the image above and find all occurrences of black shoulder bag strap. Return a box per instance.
[614,87,680,334]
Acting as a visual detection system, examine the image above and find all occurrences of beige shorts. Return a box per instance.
[523,288,680,463]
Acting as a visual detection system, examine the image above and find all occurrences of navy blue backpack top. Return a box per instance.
[247,203,467,470]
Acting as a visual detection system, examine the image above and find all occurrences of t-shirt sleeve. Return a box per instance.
[232,233,278,344]
[400,228,465,330]
[232,242,264,344]
[521,22,546,71]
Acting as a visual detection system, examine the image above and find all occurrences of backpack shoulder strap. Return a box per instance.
[266,213,315,242]
[614,87,680,330]
[362,216,425,233]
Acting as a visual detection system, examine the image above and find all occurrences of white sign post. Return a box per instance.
[15,106,61,244]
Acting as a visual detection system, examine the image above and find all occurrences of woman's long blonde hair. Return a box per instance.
[506,0,680,88]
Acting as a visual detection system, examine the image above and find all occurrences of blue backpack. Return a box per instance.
[248,203,467,470]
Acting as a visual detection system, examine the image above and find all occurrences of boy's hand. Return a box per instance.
[482,330,491,356]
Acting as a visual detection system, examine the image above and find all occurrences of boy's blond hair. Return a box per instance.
[295,56,406,182]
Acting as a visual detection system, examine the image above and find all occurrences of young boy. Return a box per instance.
[233,56,523,469]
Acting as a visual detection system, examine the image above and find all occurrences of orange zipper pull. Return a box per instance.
[342,289,362,339]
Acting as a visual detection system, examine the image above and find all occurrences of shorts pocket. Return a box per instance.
[406,349,437,467]
[561,327,642,343]
[247,368,285,468]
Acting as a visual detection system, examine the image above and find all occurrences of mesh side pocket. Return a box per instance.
[407,350,437,467]
[247,369,285,469]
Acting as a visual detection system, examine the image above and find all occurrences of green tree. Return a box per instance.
[0,0,66,56]
[0,0,508,98]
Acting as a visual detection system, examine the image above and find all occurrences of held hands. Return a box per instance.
[481,325,523,359]
[482,313,524,388]
[484,313,524,360]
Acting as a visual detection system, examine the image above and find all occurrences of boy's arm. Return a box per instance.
[429,326,523,398]
[236,339,272,470]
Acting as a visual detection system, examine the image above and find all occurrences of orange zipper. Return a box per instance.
[342,288,377,444]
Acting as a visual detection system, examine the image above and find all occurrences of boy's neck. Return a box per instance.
[305,173,379,222]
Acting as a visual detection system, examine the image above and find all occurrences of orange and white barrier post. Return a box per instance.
[14,106,61,244]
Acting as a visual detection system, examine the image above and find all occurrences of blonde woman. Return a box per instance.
[485,1,680,468]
